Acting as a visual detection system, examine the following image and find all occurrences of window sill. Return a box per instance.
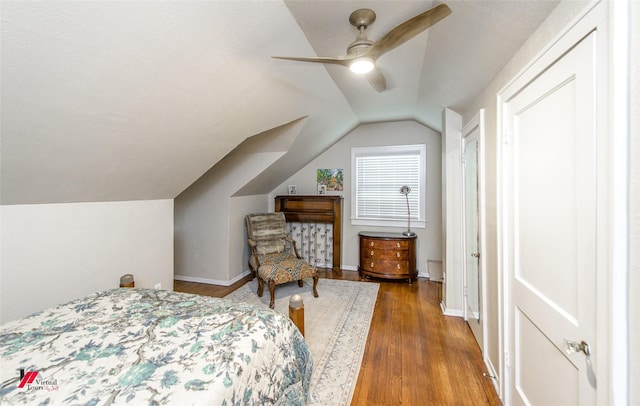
[350,218,426,228]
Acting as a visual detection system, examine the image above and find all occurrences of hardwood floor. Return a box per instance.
[174,270,501,406]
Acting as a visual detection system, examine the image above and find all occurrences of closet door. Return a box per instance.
[503,31,598,405]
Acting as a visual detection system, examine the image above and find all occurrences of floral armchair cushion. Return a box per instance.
[256,252,316,284]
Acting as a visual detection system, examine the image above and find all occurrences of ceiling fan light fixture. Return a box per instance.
[349,57,374,74]
[271,3,452,92]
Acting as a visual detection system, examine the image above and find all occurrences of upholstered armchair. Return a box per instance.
[245,212,319,309]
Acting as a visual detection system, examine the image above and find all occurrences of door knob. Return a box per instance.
[564,339,591,356]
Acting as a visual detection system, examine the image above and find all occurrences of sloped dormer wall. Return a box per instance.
[174,120,306,284]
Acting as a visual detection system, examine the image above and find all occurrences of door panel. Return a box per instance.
[515,80,580,318]
[465,137,480,321]
[462,113,484,349]
[516,310,579,406]
[505,32,597,405]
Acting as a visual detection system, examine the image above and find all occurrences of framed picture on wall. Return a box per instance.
[288,185,297,195]
[317,169,344,193]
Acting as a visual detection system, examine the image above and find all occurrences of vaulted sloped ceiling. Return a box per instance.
[0,1,558,205]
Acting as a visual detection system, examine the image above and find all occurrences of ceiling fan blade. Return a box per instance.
[367,3,451,60]
[365,68,386,92]
[272,55,352,68]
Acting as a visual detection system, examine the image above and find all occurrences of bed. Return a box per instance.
[0,288,313,405]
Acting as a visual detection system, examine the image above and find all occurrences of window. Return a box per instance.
[351,144,426,228]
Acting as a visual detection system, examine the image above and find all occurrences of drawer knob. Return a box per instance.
[396,242,401,248]
[370,262,374,268]
[397,264,401,269]
[370,250,374,256]
[370,241,374,247]
[397,252,400,258]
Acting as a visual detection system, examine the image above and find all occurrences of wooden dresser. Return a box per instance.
[358,231,417,283]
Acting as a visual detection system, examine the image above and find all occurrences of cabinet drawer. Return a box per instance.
[361,259,410,274]
[363,249,408,261]
[362,238,409,250]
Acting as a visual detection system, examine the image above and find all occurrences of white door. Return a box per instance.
[503,32,598,404]
[462,114,483,349]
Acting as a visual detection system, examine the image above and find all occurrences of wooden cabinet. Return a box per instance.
[275,195,342,272]
[358,232,417,283]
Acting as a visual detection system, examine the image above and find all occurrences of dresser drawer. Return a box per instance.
[361,238,409,251]
[363,248,409,261]
[361,259,410,274]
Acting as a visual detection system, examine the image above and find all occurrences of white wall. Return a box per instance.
[0,200,174,323]
[460,0,592,395]
[629,2,640,404]
[270,120,442,275]
[628,2,639,403]
[441,108,463,315]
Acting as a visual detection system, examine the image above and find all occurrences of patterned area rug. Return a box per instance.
[224,278,379,406]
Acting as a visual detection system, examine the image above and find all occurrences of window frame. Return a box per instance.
[350,144,427,228]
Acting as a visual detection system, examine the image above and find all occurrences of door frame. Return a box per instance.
[461,110,487,356]
[496,1,627,404]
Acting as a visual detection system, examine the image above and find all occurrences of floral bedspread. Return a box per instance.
[0,288,312,405]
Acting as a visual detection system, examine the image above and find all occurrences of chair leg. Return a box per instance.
[268,280,276,309]
[257,277,264,297]
[312,274,319,298]
[298,279,304,287]
[248,262,256,281]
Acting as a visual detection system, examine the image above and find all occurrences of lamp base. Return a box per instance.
[402,230,416,237]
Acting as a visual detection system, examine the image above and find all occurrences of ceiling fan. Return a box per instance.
[272,3,452,92]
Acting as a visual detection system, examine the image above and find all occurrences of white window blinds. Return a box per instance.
[352,144,426,227]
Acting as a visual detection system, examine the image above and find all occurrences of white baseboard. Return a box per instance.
[484,357,501,399]
[440,301,464,317]
[174,270,251,287]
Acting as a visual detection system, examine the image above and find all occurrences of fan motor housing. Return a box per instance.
[349,9,376,29]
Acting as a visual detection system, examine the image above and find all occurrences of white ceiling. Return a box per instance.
[283,0,559,125]
[0,1,558,205]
